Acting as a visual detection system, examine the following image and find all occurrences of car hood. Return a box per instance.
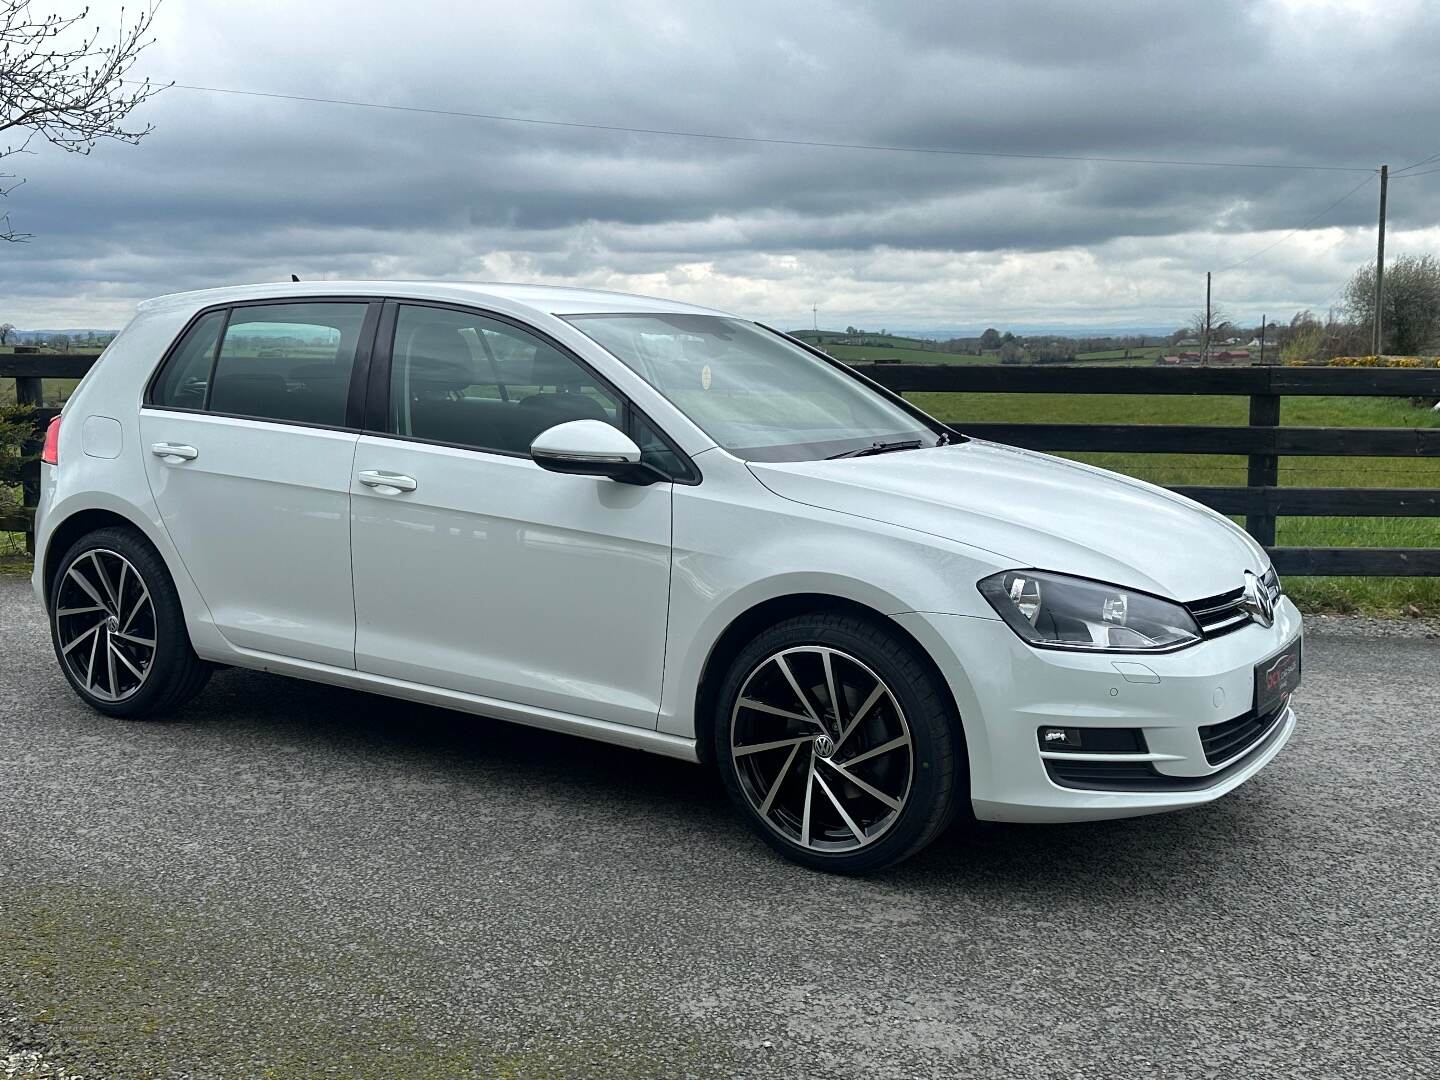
[747,440,1268,601]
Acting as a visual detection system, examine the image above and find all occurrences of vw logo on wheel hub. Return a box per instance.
[813,733,836,758]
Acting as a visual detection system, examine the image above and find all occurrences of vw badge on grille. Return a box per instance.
[1241,570,1274,628]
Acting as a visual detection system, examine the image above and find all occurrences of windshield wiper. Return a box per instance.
[827,438,926,460]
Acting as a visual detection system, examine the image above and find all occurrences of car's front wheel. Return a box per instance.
[714,612,964,873]
[49,526,211,718]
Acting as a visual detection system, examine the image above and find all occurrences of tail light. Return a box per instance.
[41,415,61,466]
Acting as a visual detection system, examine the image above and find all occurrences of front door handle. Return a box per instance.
[357,469,418,493]
[151,442,199,462]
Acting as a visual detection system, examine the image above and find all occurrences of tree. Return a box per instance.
[2,1,166,242]
[998,341,1026,364]
[0,323,12,345]
[1188,306,1233,356]
[1343,254,1440,355]
[979,328,1002,350]
[49,333,70,352]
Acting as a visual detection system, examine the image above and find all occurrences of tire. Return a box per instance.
[713,612,964,874]
[48,526,211,718]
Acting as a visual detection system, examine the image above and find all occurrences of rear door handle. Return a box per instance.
[151,442,199,462]
[357,470,418,493]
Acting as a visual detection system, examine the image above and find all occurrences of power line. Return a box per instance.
[1391,164,1440,180]
[1393,149,1440,174]
[1216,174,1376,273]
[133,79,1380,174]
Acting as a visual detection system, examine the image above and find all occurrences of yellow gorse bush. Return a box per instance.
[1284,356,1440,368]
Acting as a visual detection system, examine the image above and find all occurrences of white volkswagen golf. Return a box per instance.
[32,282,1302,872]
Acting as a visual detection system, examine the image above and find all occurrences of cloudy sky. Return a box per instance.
[5,0,1440,331]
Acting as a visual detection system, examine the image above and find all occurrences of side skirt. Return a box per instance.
[203,645,703,763]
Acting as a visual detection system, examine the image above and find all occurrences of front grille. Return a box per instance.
[1186,586,1250,638]
[1199,698,1289,765]
[1044,758,1170,790]
[1185,569,1283,640]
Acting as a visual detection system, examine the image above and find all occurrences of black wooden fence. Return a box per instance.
[5,354,1440,575]
[2,354,95,545]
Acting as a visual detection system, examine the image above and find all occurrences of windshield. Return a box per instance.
[564,313,940,462]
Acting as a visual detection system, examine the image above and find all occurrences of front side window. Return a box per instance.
[388,305,623,457]
[564,314,939,462]
[208,303,368,426]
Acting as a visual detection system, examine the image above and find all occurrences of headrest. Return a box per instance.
[518,342,585,388]
[399,323,497,388]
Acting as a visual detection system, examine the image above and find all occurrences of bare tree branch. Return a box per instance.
[1,0,169,241]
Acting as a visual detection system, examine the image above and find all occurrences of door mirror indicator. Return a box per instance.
[530,420,659,485]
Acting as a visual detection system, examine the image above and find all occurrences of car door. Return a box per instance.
[349,301,676,729]
[140,299,379,668]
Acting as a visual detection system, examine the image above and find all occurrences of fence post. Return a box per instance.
[15,375,43,554]
[1247,373,1280,549]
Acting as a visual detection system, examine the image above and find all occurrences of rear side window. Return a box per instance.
[208,303,368,426]
[151,310,225,409]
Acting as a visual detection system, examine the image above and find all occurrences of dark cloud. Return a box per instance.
[4,0,1439,328]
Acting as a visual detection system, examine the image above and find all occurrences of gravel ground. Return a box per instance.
[2,575,1437,1079]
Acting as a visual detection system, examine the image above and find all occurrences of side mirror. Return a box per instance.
[530,420,658,485]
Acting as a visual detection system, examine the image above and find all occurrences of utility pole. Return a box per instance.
[1259,315,1266,366]
[1202,271,1212,366]
[1373,164,1388,355]
[812,303,819,332]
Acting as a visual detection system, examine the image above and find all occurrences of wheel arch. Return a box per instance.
[691,592,968,767]
[41,507,158,605]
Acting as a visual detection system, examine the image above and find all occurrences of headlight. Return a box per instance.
[978,570,1202,652]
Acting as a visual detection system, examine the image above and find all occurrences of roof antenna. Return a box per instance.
[290,274,300,282]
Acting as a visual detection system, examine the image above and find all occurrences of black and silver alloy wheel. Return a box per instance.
[715,609,968,873]
[731,645,914,853]
[49,526,211,718]
[55,548,156,702]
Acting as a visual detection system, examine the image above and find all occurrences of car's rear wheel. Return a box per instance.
[714,612,963,873]
[49,526,211,718]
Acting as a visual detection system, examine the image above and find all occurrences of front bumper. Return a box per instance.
[896,597,1302,823]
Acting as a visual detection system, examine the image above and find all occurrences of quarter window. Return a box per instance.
[151,310,225,409]
[388,305,621,456]
[208,303,368,426]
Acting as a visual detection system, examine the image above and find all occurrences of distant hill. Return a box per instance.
[8,329,119,342]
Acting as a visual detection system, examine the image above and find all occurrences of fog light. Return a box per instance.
[1037,726,1148,753]
[1040,726,1083,748]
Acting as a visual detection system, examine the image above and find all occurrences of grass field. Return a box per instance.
[1074,344,1172,361]
[906,390,1440,614]
[824,343,992,364]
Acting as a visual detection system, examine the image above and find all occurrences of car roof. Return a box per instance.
[136,280,739,320]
